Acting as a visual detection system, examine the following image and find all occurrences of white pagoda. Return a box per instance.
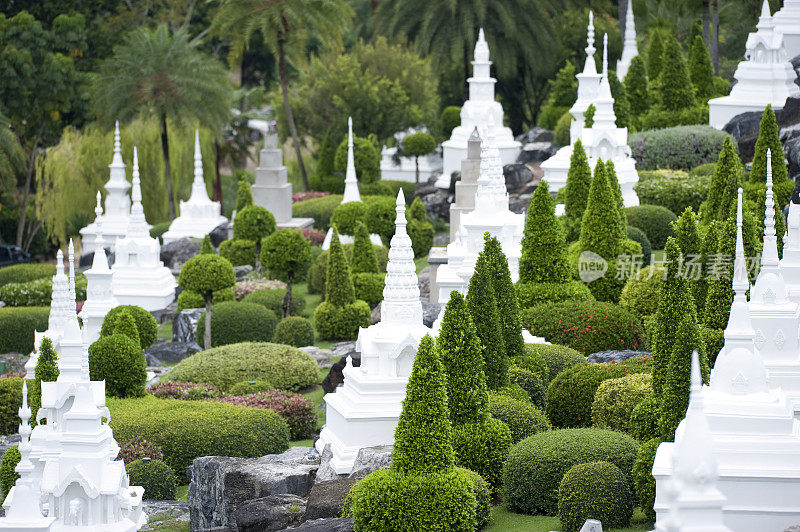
[321,118,382,250]
[653,189,800,532]
[435,29,520,189]
[781,177,800,303]
[448,128,482,243]
[616,0,638,80]
[771,0,800,61]
[579,35,639,206]
[709,0,800,129]
[79,192,118,346]
[540,12,603,194]
[161,131,226,244]
[112,148,176,311]
[316,190,431,474]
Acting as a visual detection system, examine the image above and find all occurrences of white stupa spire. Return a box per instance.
[68,238,76,304]
[111,120,123,168]
[592,34,618,129]
[616,0,638,79]
[725,188,755,343]
[583,11,597,75]
[380,190,423,325]
[49,250,70,334]
[472,28,492,82]
[342,117,361,203]
[91,192,108,270]
[190,130,211,202]
[757,0,774,30]
[127,147,149,238]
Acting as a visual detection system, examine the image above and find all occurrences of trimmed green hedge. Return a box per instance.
[292,195,343,231]
[558,461,633,532]
[503,428,639,515]
[619,266,664,323]
[218,239,257,267]
[163,342,319,392]
[0,264,56,287]
[624,205,677,249]
[633,437,661,521]
[352,272,385,307]
[242,287,305,316]
[630,395,660,442]
[272,316,315,347]
[508,365,546,408]
[452,418,512,492]
[88,334,147,398]
[314,300,372,340]
[634,169,708,216]
[109,395,289,479]
[0,307,49,354]
[0,445,19,504]
[515,281,594,308]
[0,273,86,307]
[629,125,728,171]
[196,301,278,349]
[487,392,551,443]
[591,373,653,434]
[126,458,177,500]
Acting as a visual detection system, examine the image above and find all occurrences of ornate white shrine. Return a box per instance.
[616,0,638,80]
[162,131,226,244]
[709,0,800,129]
[316,190,431,473]
[435,29,520,189]
[449,128,481,242]
[771,0,800,61]
[781,181,800,303]
[112,148,176,311]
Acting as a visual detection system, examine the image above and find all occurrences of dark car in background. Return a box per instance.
[0,244,32,268]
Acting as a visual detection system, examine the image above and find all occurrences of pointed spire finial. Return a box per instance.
[478,28,485,43]
[690,350,701,394]
[111,120,123,167]
[603,33,608,77]
[395,189,406,227]
[342,117,361,203]
[132,146,142,205]
[68,238,76,302]
[733,187,748,294]
[587,11,595,51]
[761,0,772,18]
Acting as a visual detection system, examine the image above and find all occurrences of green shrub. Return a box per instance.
[126,458,177,500]
[101,305,158,350]
[629,125,728,171]
[633,437,661,521]
[218,239,257,266]
[351,221,380,274]
[689,162,716,177]
[292,195,343,231]
[0,263,56,287]
[619,266,664,322]
[452,417,512,491]
[503,428,639,515]
[242,288,305,316]
[272,316,315,347]
[0,273,86,307]
[557,461,633,532]
[109,395,289,479]
[334,135,380,184]
[496,383,530,403]
[462,467,491,530]
[214,390,316,440]
[0,445,20,504]
[306,243,388,296]
[625,205,677,249]
[0,307,49,353]
[517,345,549,382]
[228,379,273,396]
[0,378,27,436]
[629,395,660,442]
[176,288,235,312]
[591,373,653,434]
[233,205,276,242]
[625,225,652,266]
[554,111,572,146]
[146,381,220,400]
[640,106,708,130]
[331,201,368,235]
[546,359,652,428]
[514,344,584,384]
[352,272,385,307]
[196,301,277,349]
[364,196,396,244]
[149,222,171,243]
[522,301,646,355]
[88,334,147,398]
[164,342,319,392]
[441,106,461,138]
[314,300,371,340]
[408,217,434,258]
[515,281,594,308]
[508,365,546,408]
[487,392,550,443]
[35,337,59,382]
[235,179,254,211]
[634,170,708,217]
[359,181,394,196]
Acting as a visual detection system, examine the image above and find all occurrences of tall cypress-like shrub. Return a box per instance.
[325,229,356,306]
[483,234,525,359]
[35,337,59,382]
[647,32,664,81]
[688,34,714,102]
[579,162,622,260]
[703,215,736,332]
[235,180,253,212]
[521,182,571,284]
[605,160,627,238]
[609,70,630,129]
[563,140,593,241]
[700,137,743,225]
[673,207,703,314]
[624,56,649,120]
[750,106,788,185]
[350,221,379,274]
[656,34,696,111]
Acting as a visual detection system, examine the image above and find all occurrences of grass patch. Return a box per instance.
[157,321,172,341]
[176,484,189,502]
[486,506,652,532]
[414,255,428,274]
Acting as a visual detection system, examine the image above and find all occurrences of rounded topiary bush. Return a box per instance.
[314,300,372,341]
[629,125,727,171]
[516,344,585,384]
[218,238,257,266]
[619,266,664,322]
[0,445,19,503]
[630,395,661,442]
[461,467,491,530]
[487,392,551,443]
[634,169,708,217]
[88,334,147,398]
[176,288,235,312]
[510,346,549,383]
[508,365,546,408]
[0,264,56,287]
[272,316,315,347]
[126,458,177,500]
[515,281,595,309]
[624,205,677,249]
[503,428,639,515]
[626,225,652,266]
[352,272,385,307]
[163,342,319,392]
[228,379,274,396]
[557,461,633,532]
[242,287,305,316]
[330,202,368,236]
[522,301,646,356]
[633,437,661,521]
[0,307,50,354]
[591,373,653,434]
[233,205,276,242]
[451,418,512,492]
[100,305,158,349]
[196,301,277,349]
[441,106,461,137]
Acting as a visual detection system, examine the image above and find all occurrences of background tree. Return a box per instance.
[624,56,649,126]
[212,0,354,191]
[689,34,715,102]
[260,229,312,317]
[537,61,578,130]
[178,254,236,348]
[402,132,437,184]
[655,34,696,112]
[93,24,231,218]
[35,337,59,382]
[647,31,664,81]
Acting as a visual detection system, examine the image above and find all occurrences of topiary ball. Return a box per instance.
[88,334,147,398]
[626,225,652,266]
[629,395,661,442]
[242,288,305,316]
[460,467,491,530]
[624,205,677,249]
[331,202,368,235]
[487,392,551,443]
[508,365,546,408]
[233,205,276,242]
[619,265,664,322]
[451,417,512,492]
[126,458,178,500]
[0,445,20,503]
[218,239,257,267]
[176,287,236,312]
[591,373,653,434]
[101,305,158,349]
[196,301,278,349]
[557,461,633,532]
[272,316,315,347]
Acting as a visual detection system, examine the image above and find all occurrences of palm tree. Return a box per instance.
[212,0,354,192]
[93,24,232,219]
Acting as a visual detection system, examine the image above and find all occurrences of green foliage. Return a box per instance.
[640,105,708,130]
[578,160,623,264]
[633,437,661,521]
[522,301,645,356]
[656,34,696,111]
[272,316,315,347]
[306,243,388,296]
[0,445,20,504]
[629,126,728,171]
[538,61,577,129]
[407,198,434,257]
[546,358,652,428]
[484,235,525,359]
[109,394,289,479]
[0,307,48,356]
[228,379,274,396]
[563,141,592,241]
[466,249,508,390]
[364,196,396,244]
[463,467,491,531]
[178,255,236,301]
[487,391,551,443]
[292,194,343,230]
[591,373,653,434]
[503,428,639,515]
[149,222,171,243]
[647,32,664,80]
[34,336,58,382]
[508,365,546,408]
[402,131,436,157]
[113,311,140,346]
[558,461,633,532]
[88,334,147,398]
[624,205,677,249]
[233,205,276,242]
[352,272,385,307]
[515,280,594,308]
[554,111,573,146]
[176,287,235,312]
[451,417,512,491]
[750,105,789,185]
[520,181,571,283]
[523,344,585,384]
[619,266,664,322]
[700,136,743,225]
[0,264,55,287]
[199,235,215,255]
[626,225,652,266]
[164,341,319,392]
[583,104,595,128]
[261,228,312,316]
[196,302,277,349]
[608,70,630,129]
[126,458,177,500]
[334,135,381,184]
[624,56,649,122]
[314,300,371,340]
[0,274,87,307]
[634,170,708,217]
[242,288,305,317]
[630,395,661,442]
[331,202,368,236]
[441,106,461,138]
[350,221,379,274]
[235,180,253,212]
[689,35,715,102]
[219,239,257,267]
[325,229,356,306]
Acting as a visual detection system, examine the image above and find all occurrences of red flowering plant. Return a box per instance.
[117,436,164,464]
[214,390,316,440]
[301,228,326,246]
[147,381,220,400]
[0,372,25,379]
[292,191,330,203]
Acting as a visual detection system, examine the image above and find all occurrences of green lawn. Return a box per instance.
[157,320,172,341]
[487,506,652,532]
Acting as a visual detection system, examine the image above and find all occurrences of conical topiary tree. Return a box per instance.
[35,337,59,383]
[564,140,592,241]
[350,221,379,274]
[656,34,696,112]
[688,34,715,102]
[114,311,141,347]
[624,56,649,121]
[605,160,627,238]
[579,162,622,260]
[199,235,215,254]
[647,32,664,81]
[703,214,736,331]
[483,234,525,359]
[235,179,253,212]
[609,70,630,129]
[521,182,571,284]
[696,220,719,317]
[673,207,703,314]
[751,105,788,185]
[325,228,356,306]
[701,136,743,225]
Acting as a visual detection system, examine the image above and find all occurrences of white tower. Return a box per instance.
[772,0,800,59]
[616,0,638,80]
[25,251,71,378]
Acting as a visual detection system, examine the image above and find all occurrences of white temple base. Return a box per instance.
[162,214,227,245]
[435,263,469,304]
[112,268,175,311]
[380,147,442,184]
[279,218,314,230]
[322,228,383,250]
[540,144,573,194]
[709,97,790,130]
[437,140,520,189]
[79,216,133,255]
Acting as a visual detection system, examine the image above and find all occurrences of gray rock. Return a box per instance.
[160,237,201,270]
[416,188,451,222]
[421,300,442,328]
[322,349,361,393]
[151,302,177,325]
[0,434,21,457]
[723,111,764,161]
[330,341,358,360]
[287,518,354,532]
[173,309,203,344]
[79,248,115,268]
[503,163,535,193]
[234,265,253,281]
[509,191,534,214]
[315,444,346,484]
[515,126,554,144]
[417,266,431,300]
[0,352,27,373]
[779,97,800,128]
[145,352,163,367]
[786,134,800,179]
[587,350,651,363]
[141,500,189,531]
[145,340,201,366]
[349,445,392,479]
[188,447,320,530]
[209,221,232,247]
[233,494,306,532]
[304,478,358,520]
[517,142,559,165]
[792,54,800,85]
[299,346,334,368]
[783,526,800,532]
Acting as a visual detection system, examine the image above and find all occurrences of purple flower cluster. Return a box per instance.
[147,381,220,400]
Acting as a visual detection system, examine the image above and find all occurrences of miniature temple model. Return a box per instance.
[616,0,638,80]
[781,175,800,303]
[709,0,800,129]
[112,147,176,311]
[316,190,431,473]
[449,128,482,242]
[436,29,520,188]
[162,131,226,244]
[772,0,800,58]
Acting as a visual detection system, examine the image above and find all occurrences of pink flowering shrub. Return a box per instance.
[147,381,220,400]
[117,436,164,464]
[292,191,330,203]
[0,372,24,380]
[301,228,326,246]
[214,391,316,440]
[234,279,286,300]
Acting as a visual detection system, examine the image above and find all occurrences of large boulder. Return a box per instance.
[516,142,559,165]
[173,309,203,344]
[515,127,554,145]
[723,111,763,161]
[160,237,201,270]
[209,221,232,247]
[233,494,306,532]
[298,346,335,368]
[234,265,253,281]
[145,340,200,366]
[779,97,800,129]
[503,164,535,193]
[304,478,358,520]
[286,518,355,532]
[187,447,320,531]
[321,344,361,394]
[586,349,651,363]
[786,134,800,179]
[791,54,800,86]
[349,445,392,479]
[415,187,451,222]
